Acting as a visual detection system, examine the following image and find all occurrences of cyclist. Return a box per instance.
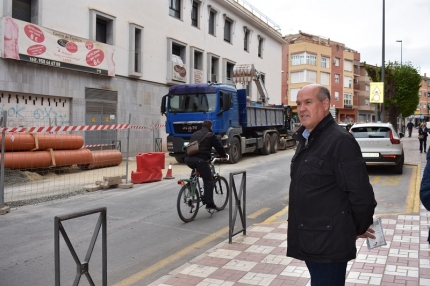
[185,120,228,210]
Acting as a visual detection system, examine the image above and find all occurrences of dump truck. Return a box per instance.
[160,64,297,164]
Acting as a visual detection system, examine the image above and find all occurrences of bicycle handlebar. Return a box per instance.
[211,154,229,164]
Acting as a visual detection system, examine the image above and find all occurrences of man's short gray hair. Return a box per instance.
[317,85,331,102]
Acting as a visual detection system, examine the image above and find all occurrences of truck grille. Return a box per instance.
[173,122,202,134]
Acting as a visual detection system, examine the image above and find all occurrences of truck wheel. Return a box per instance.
[260,133,271,155]
[175,157,185,164]
[229,137,241,164]
[270,133,279,153]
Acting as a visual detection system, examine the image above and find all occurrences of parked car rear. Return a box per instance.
[350,122,404,174]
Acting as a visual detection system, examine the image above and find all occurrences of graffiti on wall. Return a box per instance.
[0,93,70,127]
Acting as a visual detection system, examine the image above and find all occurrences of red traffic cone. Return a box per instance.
[163,162,175,179]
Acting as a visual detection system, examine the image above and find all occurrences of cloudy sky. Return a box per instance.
[244,0,430,77]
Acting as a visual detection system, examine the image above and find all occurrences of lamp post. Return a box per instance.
[396,40,402,66]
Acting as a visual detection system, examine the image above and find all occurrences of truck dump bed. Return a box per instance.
[238,89,284,128]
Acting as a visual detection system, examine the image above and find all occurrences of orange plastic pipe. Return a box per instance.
[78,150,123,170]
[0,133,84,151]
[2,149,93,169]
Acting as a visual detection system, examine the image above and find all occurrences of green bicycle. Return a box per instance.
[177,155,229,222]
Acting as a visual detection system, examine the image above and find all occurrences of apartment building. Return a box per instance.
[416,74,430,122]
[282,31,364,123]
[0,0,285,155]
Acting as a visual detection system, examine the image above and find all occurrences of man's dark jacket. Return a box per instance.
[187,127,227,160]
[420,151,430,211]
[287,114,377,263]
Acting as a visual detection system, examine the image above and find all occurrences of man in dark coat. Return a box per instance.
[287,84,377,285]
[185,120,228,209]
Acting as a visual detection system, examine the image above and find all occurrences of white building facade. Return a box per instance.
[0,0,285,155]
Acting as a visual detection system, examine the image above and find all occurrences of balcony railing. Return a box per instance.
[232,0,281,32]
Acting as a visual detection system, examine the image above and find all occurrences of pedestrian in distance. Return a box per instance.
[407,120,414,137]
[419,122,429,153]
[184,120,228,210]
[287,84,377,286]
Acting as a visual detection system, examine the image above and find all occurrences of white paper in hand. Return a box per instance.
[366,217,387,250]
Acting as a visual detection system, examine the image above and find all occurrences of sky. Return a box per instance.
[244,0,430,77]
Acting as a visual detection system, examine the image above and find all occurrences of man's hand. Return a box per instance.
[221,157,228,162]
[356,227,375,240]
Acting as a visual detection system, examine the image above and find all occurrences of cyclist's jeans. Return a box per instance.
[184,157,214,204]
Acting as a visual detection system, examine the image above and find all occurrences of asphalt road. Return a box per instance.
[0,148,415,285]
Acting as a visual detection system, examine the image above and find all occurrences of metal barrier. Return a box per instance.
[228,171,246,244]
[54,207,107,286]
[154,138,162,152]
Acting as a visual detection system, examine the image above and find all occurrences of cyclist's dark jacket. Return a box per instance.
[187,127,227,160]
[287,114,376,263]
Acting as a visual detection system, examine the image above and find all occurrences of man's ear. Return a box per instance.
[323,98,330,110]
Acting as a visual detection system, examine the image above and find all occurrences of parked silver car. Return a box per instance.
[349,122,404,174]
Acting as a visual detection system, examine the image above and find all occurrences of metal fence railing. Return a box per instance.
[54,207,107,286]
[228,170,246,244]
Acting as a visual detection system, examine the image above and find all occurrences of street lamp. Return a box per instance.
[396,40,402,66]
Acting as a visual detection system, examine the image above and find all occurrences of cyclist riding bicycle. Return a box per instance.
[185,120,228,210]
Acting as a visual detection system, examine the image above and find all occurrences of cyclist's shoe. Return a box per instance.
[205,203,217,210]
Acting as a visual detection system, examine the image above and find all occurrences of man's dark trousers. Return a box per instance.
[185,157,213,204]
[305,261,347,286]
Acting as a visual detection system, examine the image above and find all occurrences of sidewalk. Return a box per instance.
[150,135,430,286]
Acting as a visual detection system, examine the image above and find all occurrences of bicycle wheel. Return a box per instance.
[213,176,229,211]
[177,184,200,222]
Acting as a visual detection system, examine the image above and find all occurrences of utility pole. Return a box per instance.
[381,0,385,122]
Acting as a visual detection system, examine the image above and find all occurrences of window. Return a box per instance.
[96,18,107,43]
[321,72,330,85]
[169,0,181,19]
[209,10,216,35]
[191,1,199,27]
[167,38,187,83]
[12,0,37,23]
[224,18,232,43]
[321,57,329,68]
[290,88,300,102]
[306,54,316,66]
[365,84,370,91]
[190,47,203,84]
[244,27,250,51]
[335,91,339,101]
[334,57,340,66]
[344,60,352,72]
[344,76,352,88]
[90,10,116,45]
[258,36,264,58]
[334,74,340,84]
[344,93,352,105]
[365,99,369,105]
[223,60,235,84]
[207,53,219,82]
[291,52,316,66]
[129,24,143,76]
[291,70,316,84]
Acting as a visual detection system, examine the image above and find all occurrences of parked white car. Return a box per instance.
[349,122,404,174]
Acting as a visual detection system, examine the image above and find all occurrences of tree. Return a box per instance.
[365,62,421,130]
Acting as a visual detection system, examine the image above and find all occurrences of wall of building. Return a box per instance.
[0,0,285,155]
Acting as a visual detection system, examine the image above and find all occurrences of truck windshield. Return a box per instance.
[168,93,217,113]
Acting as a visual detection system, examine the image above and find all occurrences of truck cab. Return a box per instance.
[161,83,237,163]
